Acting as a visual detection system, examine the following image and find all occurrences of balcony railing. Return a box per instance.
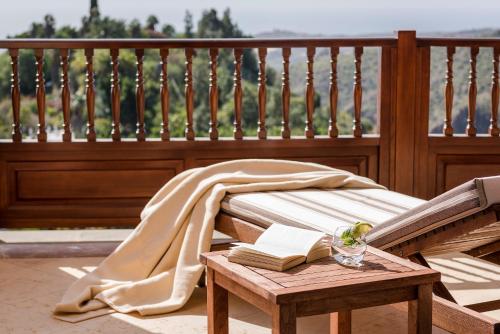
[0,31,499,229]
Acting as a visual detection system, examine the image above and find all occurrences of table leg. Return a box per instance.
[207,267,228,334]
[330,311,352,334]
[272,303,296,334]
[408,284,433,334]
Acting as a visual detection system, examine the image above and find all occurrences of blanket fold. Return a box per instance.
[54,159,383,322]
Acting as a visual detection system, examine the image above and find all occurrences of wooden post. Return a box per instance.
[9,49,21,143]
[233,48,244,140]
[281,48,291,139]
[329,47,339,138]
[377,46,395,189]
[258,48,267,139]
[272,303,296,334]
[353,47,364,137]
[160,49,170,141]
[34,49,47,142]
[135,49,146,141]
[185,48,195,140]
[85,48,96,142]
[207,268,228,334]
[330,311,352,334]
[394,31,417,196]
[408,284,433,334]
[110,49,121,141]
[209,48,219,140]
[490,47,500,137]
[60,49,71,142]
[305,47,315,138]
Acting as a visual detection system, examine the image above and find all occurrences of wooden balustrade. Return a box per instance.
[0,37,399,143]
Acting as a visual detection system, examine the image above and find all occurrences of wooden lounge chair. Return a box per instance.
[213,176,500,334]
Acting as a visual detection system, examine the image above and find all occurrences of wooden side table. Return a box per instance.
[200,246,440,334]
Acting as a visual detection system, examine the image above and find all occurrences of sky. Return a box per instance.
[2,0,500,37]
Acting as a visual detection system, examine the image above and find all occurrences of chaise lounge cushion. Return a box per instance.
[221,176,500,250]
[220,188,425,234]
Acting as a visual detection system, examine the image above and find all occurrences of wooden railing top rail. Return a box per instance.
[0,37,397,49]
[417,37,500,47]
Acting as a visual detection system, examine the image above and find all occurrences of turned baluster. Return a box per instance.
[110,49,121,141]
[491,47,500,137]
[184,48,195,140]
[9,49,21,142]
[135,49,146,141]
[467,46,479,136]
[34,49,46,142]
[329,47,340,138]
[305,47,315,138]
[233,48,243,139]
[443,46,455,136]
[160,49,170,141]
[281,48,291,139]
[85,48,96,142]
[60,49,71,142]
[258,48,267,139]
[353,46,363,138]
[209,48,219,140]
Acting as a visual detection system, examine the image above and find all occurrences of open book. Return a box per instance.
[227,224,330,271]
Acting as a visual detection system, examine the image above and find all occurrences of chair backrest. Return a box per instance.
[367,176,500,250]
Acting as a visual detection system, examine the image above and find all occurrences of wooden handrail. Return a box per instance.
[0,38,396,49]
[418,37,500,47]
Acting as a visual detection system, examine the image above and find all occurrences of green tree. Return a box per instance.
[183,11,194,38]
[146,15,159,31]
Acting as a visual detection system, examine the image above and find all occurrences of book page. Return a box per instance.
[254,224,326,256]
[231,242,304,259]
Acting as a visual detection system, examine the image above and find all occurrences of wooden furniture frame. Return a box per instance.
[200,247,440,334]
[214,206,500,334]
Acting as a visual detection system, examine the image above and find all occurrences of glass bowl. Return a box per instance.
[332,225,367,267]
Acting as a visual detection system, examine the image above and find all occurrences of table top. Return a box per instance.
[200,246,440,304]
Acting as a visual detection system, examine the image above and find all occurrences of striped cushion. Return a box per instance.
[367,180,484,249]
[220,188,425,234]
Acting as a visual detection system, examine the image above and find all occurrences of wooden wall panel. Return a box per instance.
[15,167,176,200]
[0,139,380,228]
[436,156,500,192]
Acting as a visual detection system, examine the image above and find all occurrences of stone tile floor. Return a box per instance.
[0,256,450,334]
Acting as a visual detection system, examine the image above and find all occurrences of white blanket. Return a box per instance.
[53,159,382,322]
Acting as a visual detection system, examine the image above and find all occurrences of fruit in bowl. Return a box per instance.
[332,222,373,267]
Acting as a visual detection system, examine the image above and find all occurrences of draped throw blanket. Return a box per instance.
[54,159,383,322]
